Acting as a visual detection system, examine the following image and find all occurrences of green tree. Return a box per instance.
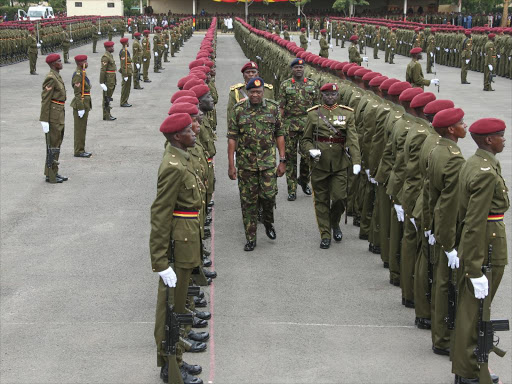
[49,0,66,12]
[333,0,369,16]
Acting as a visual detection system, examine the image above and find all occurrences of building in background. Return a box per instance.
[66,0,124,16]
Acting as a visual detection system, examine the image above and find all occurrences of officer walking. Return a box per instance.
[119,37,132,107]
[279,58,318,201]
[227,77,286,252]
[406,48,439,89]
[70,54,92,158]
[301,83,361,249]
[99,41,117,121]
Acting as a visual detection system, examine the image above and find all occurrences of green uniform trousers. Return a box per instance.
[401,217,417,302]
[431,244,451,350]
[206,163,215,206]
[311,167,347,240]
[461,60,469,83]
[62,46,69,63]
[347,171,359,215]
[120,75,131,105]
[388,205,402,283]
[451,265,504,380]
[133,64,141,88]
[92,38,98,53]
[483,65,493,90]
[103,85,115,120]
[73,109,88,155]
[44,124,64,178]
[237,168,277,242]
[373,43,379,59]
[285,131,310,195]
[414,233,431,320]
[143,58,150,80]
[377,184,391,264]
[359,180,374,238]
[427,52,434,73]
[29,52,37,74]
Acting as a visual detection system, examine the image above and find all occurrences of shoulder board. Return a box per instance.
[340,105,354,112]
[266,98,278,105]
[264,84,273,89]
[230,83,245,91]
[307,105,321,112]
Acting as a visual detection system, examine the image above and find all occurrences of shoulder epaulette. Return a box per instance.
[307,105,321,112]
[264,83,273,89]
[230,83,245,91]
[234,99,247,108]
[340,105,354,112]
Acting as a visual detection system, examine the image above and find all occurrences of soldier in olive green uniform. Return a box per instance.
[227,77,286,252]
[70,55,92,158]
[426,29,436,74]
[299,28,308,50]
[461,30,472,84]
[349,35,362,64]
[132,32,143,90]
[427,108,467,357]
[153,26,163,73]
[279,58,319,201]
[40,54,67,184]
[61,25,71,64]
[283,25,290,41]
[452,118,508,384]
[406,48,438,89]
[372,26,381,59]
[389,28,397,64]
[483,33,497,91]
[27,27,39,75]
[150,113,203,384]
[119,38,132,107]
[92,21,100,53]
[319,29,330,58]
[142,30,152,83]
[99,41,117,121]
[301,83,361,249]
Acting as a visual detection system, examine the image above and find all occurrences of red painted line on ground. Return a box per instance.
[208,193,216,383]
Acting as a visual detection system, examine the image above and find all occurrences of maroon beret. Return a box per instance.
[134,32,141,37]
[432,108,465,128]
[423,99,455,115]
[241,61,258,72]
[388,81,412,96]
[104,41,114,48]
[174,96,199,105]
[177,76,195,89]
[160,113,192,133]
[354,68,371,77]
[143,30,150,35]
[379,78,400,91]
[300,28,306,32]
[74,54,87,63]
[469,118,506,135]
[343,63,357,73]
[320,29,327,34]
[45,53,61,64]
[28,27,34,32]
[488,33,495,39]
[464,30,471,36]
[362,71,381,81]
[409,92,436,108]
[410,47,422,55]
[191,65,210,73]
[168,102,199,116]
[189,59,205,69]
[120,37,129,44]
[398,87,423,102]
[190,84,210,98]
[349,35,358,42]
[347,66,361,77]
[171,90,196,103]
[183,78,204,90]
[333,62,346,70]
[320,83,338,92]
[191,71,207,80]
[369,75,388,87]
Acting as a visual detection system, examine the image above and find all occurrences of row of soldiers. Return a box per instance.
[233,18,509,384]
[150,19,219,384]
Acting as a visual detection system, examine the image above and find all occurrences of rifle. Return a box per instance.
[474,244,510,384]
[45,133,59,183]
[490,73,496,83]
[426,243,433,304]
[444,268,457,330]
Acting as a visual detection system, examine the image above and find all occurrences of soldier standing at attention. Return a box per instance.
[27,27,39,75]
[40,54,67,184]
[92,20,99,53]
[483,33,497,91]
[301,83,361,249]
[153,26,164,73]
[407,47,439,89]
[71,55,92,158]
[132,32,143,90]
[426,28,436,74]
[99,41,117,121]
[150,113,203,384]
[319,29,330,58]
[279,58,318,201]
[283,25,290,41]
[61,24,71,64]
[373,26,381,59]
[227,77,286,252]
[389,27,397,64]
[299,28,308,50]
[142,30,152,83]
[451,118,508,384]
[349,35,363,64]
[119,37,133,107]
[461,30,472,84]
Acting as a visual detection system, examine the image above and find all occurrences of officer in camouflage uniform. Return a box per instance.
[301,83,361,249]
[227,77,286,252]
[279,58,319,201]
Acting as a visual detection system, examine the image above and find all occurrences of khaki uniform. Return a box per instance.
[99,50,117,119]
[119,46,133,105]
[70,66,92,155]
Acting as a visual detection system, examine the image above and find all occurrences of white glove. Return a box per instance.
[308,38,312,43]
[362,57,368,62]
[470,275,489,299]
[154,52,158,57]
[445,48,449,52]
[387,44,390,48]
[329,44,333,49]
[41,121,50,133]
[37,43,41,48]
[365,169,370,179]
[431,78,440,86]
[454,49,456,52]
[143,58,147,62]
[136,63,140,69]
[424,229,431,238]
[309,149,321,159]
[353,164,361,175]
[430,52,433,57]
[445,249,460,269]
[428,232,436,245]
[465,59,470,64]
[376,43,379,47]
[436,47,440,50]
[399,40,402,44]
[370,178,378,185]
[100,83,108,92]
[98,32,101,35]
[164,44,168,48]
[123,77,128,81]
[40,39,43,43]
[77,110,85,118]
[158,267,177,287]
[113,28,117,32]
[488,64,493,71]
[394,204,404,222]
[410,217,417,231]
[70,39,73,43]
[497,54,500,58]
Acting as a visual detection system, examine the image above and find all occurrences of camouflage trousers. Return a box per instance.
[285,131,310,194]
[237,168,277,242]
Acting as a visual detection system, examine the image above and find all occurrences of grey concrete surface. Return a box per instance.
[0,33,511,384]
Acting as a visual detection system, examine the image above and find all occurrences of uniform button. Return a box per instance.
[329,145,332,148]
[172,154,176,157]
[192,185,195,187]
[185,238,188,241]
[493,233,496,237]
